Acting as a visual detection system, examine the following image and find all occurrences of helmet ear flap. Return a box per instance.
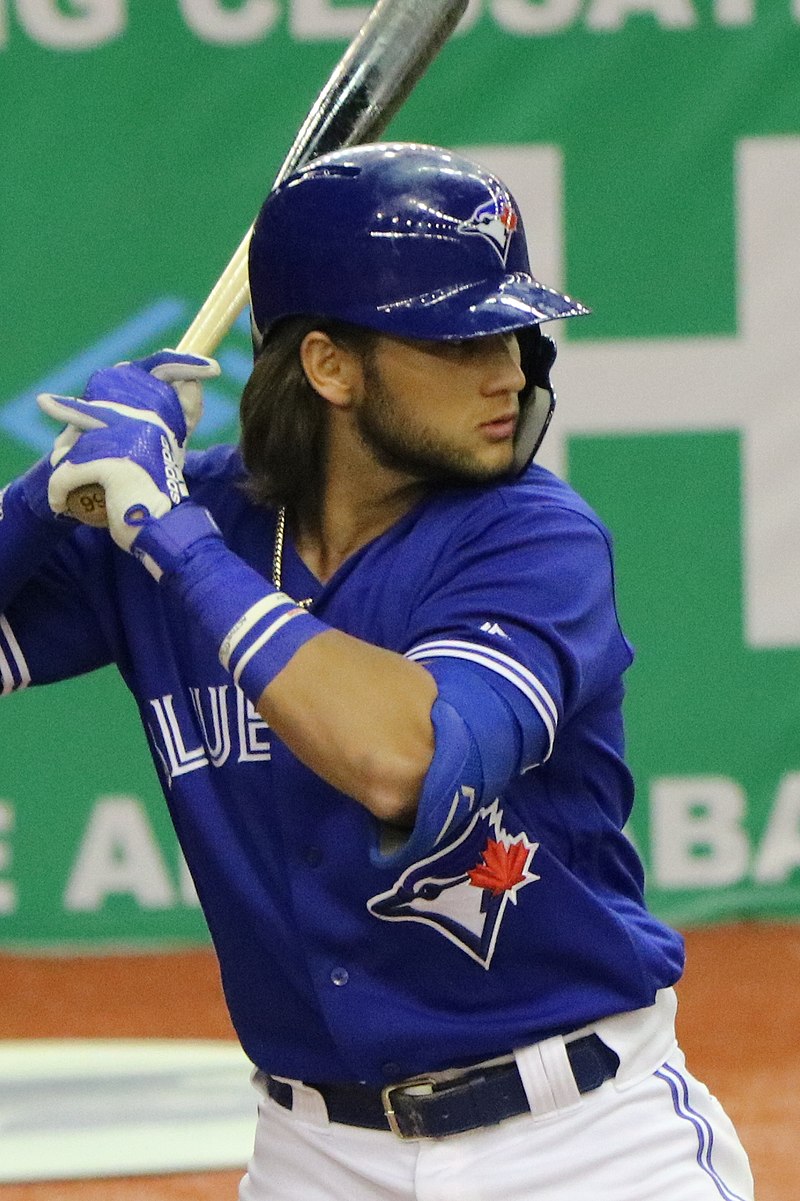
[513,328,558,473]
[517,328,557,403]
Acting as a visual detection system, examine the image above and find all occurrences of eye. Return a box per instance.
[429,338,482,362]
[411,334,519,363]
[418,882,442,900]
[449,334,519,358]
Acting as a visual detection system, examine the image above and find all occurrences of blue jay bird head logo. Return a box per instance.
[458,192,519,266]
[367,801,539,969]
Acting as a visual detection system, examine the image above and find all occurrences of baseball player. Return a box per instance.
[0,144,753,1200]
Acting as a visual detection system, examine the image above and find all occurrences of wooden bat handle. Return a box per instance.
[64,483,112,527]
[63,227,253,526]
[175,226,252,359]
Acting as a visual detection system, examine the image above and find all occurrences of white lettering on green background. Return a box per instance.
[64,796,186,912]
[180,0,278,43]
[751,774,800,885]
[8,0,124,48]
[503,0,698,34]
[652,777,750,888]
[291,0,369,38]
[651,774,800,890]
[1,0,798,50]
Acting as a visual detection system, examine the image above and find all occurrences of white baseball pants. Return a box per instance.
[238,990,754,1201]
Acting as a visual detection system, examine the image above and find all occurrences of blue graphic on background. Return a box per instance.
[0,300,251,456]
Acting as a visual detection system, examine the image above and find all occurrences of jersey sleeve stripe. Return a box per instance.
[405,639,557,759]
[219,593,297,668]
[231,608,306,687]
[0,650,12,696]
[0,616,31,694]
[406,638,558,723]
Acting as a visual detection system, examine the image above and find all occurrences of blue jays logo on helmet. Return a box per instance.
[367,801,539,969]
[249,142,589,366]
[457,190,519,266]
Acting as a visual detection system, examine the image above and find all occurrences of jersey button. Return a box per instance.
[330,967,349,987]
[382,1062,402,1079]
[305,847,323,867]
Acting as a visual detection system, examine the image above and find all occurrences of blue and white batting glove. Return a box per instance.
[37,351,218,553]
[132,349,220,439]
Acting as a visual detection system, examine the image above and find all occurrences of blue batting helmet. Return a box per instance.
[248,142,590,466]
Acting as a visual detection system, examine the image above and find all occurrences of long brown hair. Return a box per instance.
[239,316,376,521]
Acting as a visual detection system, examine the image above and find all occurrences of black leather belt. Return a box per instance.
[264,1032,620,1140]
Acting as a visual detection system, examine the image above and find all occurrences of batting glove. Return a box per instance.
[131,349,220,439]
[37,351,218,554]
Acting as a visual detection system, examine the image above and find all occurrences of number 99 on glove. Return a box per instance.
[68,483,110,528]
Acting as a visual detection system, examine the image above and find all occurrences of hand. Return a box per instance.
[128,349,220,440]
[37,351,217,552]
[45,349,219,458]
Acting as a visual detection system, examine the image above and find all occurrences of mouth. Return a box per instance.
[480,412,518,442]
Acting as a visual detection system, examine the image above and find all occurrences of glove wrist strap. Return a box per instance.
[131,501,222,580]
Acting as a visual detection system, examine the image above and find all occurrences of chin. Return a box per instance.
[475,448,516,477]
[442,458,516,488]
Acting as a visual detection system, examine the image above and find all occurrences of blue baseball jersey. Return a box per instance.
[1,446,684,1085]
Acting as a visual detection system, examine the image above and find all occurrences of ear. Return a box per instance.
[300,331,363,409]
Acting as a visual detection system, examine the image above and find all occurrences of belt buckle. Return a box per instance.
[380,1075,438,1139]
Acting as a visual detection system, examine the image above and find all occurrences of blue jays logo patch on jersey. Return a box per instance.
[367,801,539,969]
[458,192,519,265]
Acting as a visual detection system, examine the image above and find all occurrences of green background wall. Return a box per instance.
[1,0,798,945]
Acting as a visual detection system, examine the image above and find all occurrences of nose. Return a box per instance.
[481,334,527,396]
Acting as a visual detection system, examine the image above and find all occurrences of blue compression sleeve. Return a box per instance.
[427,655,551,777]
[371,697,481,866]
[373,661,537,868]
[134,503,327,703]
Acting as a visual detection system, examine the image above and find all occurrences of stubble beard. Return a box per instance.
[354,363,516,488]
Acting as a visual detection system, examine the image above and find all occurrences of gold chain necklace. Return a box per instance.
[272,506,314,609]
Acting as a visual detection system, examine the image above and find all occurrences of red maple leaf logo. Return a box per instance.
[467,839,530,896]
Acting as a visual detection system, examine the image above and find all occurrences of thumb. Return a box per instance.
[38,392,110,433]
[132,350,221,384]
[49,423,81,468]
[138,350,221,437]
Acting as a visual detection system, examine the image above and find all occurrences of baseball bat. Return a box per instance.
[64,0,468,527]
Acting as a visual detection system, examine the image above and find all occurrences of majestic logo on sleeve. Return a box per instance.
[458,192,519,266]
[367,801,539,969]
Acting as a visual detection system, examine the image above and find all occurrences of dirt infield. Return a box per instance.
[0,921,796,1200]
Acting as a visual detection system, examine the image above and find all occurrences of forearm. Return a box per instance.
[260,629,436,821]
[139,505,436,820]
